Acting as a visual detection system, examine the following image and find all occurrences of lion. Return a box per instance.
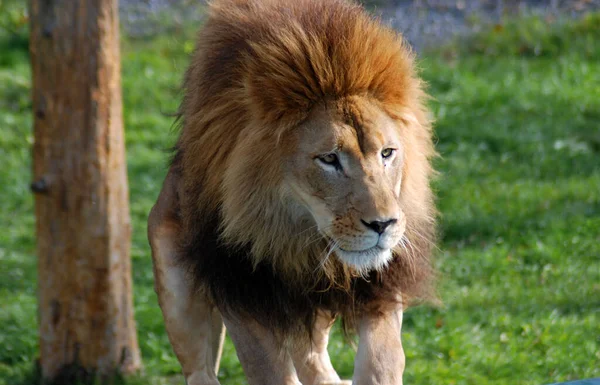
[147,0,437,384]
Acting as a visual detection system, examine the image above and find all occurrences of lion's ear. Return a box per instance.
[399,111,419,126]
[386,107,420,128]
[388,104,434,133]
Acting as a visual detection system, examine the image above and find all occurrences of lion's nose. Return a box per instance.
[361,218,397,235]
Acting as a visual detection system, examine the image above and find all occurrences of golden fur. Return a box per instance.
[149,0,437,382]
[175,0,436,305]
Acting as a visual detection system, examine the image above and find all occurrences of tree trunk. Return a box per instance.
[29,0,141,381]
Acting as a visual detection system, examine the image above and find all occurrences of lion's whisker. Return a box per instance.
[313,239,339,274]
[405,224,440,251]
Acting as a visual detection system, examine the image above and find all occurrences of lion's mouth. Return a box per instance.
[337,245,382,254]
[334,245,393,272]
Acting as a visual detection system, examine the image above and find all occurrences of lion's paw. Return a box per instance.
[319,381,352,385]
[186,372,220,385]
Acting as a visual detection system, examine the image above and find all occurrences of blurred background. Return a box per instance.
[116,0,600,49]
[1,0,598,384]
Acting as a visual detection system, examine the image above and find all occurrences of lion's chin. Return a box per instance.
[334,246,393,273]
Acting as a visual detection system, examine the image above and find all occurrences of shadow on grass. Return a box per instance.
[9,363,179,385]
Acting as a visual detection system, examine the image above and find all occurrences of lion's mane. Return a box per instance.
[172,0,437,336]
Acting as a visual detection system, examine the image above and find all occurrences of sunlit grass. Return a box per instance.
[0,11,598,385]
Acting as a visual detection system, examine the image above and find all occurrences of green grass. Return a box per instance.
[1,10,599,385]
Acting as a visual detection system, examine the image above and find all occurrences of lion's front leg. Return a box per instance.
[222,315,301,385]
[148,169,224,385]
[353,307,405,385]
[290,311,351,385]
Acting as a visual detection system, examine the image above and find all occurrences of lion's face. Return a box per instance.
[285,97,406,272]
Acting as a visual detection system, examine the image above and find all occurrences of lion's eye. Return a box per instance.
[381,148,395,159]
[318,153,339,165]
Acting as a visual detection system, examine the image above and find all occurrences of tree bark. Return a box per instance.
[29,0,141,381]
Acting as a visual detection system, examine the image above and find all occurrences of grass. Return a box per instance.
[1,8,599,385]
